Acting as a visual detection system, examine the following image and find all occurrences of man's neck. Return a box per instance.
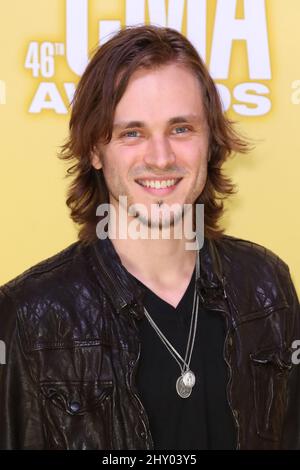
[110,236,197,308]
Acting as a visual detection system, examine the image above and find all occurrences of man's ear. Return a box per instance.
[90,148,102,170]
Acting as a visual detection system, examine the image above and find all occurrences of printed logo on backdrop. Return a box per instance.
[25,0,272,117]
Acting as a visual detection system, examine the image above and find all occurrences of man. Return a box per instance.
[0,25,299,450]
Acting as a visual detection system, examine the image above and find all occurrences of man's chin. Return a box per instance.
[138,215,176,230]
[133,207,185,230]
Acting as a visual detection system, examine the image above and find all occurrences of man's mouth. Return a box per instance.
[135,177,182,192]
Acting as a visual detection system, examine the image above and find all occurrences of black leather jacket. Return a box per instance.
[0,235,299,449]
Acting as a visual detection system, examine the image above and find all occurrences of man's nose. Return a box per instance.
[143,136,176,169]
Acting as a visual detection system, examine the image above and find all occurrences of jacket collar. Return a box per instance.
[89,236,227,320]
[90,237,146,318]
[197,237,227,304]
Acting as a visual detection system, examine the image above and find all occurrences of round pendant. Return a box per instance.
[182,370,196,388]
[176,376,192,398]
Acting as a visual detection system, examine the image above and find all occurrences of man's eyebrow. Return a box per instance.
[112,114,203,131]
[168,115,203,125]
[113,120,145,131]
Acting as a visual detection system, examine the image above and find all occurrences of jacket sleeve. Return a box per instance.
[281,269,300,449]
[0,286,45,449]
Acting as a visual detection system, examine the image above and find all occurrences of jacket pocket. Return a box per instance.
[40,380,114,449]
[250,347,292,442]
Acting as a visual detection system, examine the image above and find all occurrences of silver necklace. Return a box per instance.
[143,252,200,399]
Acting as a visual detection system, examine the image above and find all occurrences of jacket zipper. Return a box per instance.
[223,314,240,450]
[128,309,154,450]
[198,281,241,450]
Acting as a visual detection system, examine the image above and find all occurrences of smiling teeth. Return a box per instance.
[139,179,177,188]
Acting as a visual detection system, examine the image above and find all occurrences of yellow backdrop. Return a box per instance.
[0,0,299,294]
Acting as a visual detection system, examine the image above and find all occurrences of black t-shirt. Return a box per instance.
[133,268,237,450]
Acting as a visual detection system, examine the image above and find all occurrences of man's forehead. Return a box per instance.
[112,114,206,131]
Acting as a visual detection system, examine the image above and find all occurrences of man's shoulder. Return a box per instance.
[0,241,90,307]
[217,234,289,275]
[215,234,296,312]
[0,240,102,346]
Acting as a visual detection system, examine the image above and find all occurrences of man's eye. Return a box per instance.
[173,126,190,134]
[122,130,141,138]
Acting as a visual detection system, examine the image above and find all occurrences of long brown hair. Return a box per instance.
[59,25,249,244]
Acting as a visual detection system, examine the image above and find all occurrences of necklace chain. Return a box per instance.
[143,252,200,397]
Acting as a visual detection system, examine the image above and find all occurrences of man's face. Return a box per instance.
[92,62,209,228]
